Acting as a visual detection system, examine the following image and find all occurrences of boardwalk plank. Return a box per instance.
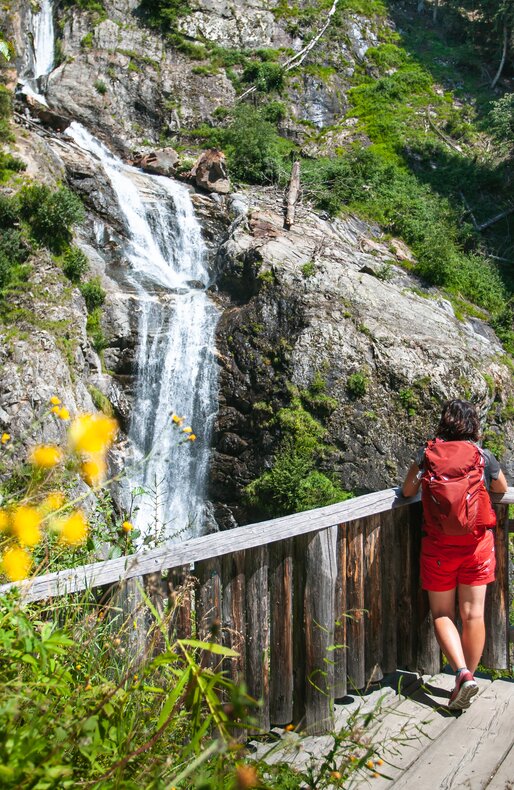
[487,743,514,789]
[392,679,514,790]
[361,673,491,789]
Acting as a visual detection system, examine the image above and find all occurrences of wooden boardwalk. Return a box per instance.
[250,670,514,788]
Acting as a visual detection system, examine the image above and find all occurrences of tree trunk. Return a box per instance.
[492,22,508,90]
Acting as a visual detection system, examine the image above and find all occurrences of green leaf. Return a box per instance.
[156,666,190,730]
[178,639,239,657]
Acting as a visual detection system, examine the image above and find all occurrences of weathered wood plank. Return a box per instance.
[392,679,514,790]
[303,527,337,734]
[346,519,365,691]
[333,523,347,699]
[487,743,514,789]
[367,672,492,790]
[293,534,308,727]
[222,551,246,683]
[194,557,222,671]
[411,504,440,675]
[167,567,192,641]
[3,488,513,604]
[483,506,509,669]
[382,509,399,674]
[269,540,293,726]
[397,504,419,670]
[245,545,270,732]
[364,514,383,683]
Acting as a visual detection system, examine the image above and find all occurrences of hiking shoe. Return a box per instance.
[448,671,478,710]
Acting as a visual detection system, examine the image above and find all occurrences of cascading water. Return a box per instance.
[19,0,55,105]
[65,122,220,540]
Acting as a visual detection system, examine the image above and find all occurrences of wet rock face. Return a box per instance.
[210,188,514,527]
[132,148,179,178]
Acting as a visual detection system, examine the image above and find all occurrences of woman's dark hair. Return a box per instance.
[436,399,480,441]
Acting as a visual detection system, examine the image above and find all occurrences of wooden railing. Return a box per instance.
[1,487,512,734]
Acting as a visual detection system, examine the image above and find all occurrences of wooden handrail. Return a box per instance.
[0,487,512,604]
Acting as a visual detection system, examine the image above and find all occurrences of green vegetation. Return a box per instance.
[62,245,89,283]
[246,383,351,517]
[347,371,368,399]
[18,184,85,254]
[80,276,106,311]
[192,104,294,184]
[94,78,107,95]
[301,260,316,278]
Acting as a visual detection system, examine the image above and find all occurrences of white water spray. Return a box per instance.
[66,122,220,540]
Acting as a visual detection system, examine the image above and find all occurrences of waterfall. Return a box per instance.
[65,122,220,540]
[20,0,55,105]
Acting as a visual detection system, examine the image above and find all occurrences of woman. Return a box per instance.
[402,399,508,710]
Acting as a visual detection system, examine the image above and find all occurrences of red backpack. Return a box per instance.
[421,439,495,537]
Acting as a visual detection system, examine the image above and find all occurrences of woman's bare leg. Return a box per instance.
[428,589,466,671]
[458,584,487,674]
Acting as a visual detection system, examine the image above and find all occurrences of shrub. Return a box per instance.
[242,61,284,93]
[206,104,291,184]
[18,184,85,253]
[489,93,514,147]
[347,371,368,398]
[80,277,106,311]
[139,0,191,34]
[62,245,89,282]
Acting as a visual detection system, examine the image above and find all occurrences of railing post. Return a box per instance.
[245,545,270,732]
[381,510,398,674]
[364,514,383,683]
[483,505,510,670]
[333,523,347,699]
[303,526,337,734]
[194,557,222,671]
[269,539,293,726]
[346,519,365,691]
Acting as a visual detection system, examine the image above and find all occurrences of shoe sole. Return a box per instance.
[448,681,479,710]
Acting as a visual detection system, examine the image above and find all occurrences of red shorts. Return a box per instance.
[420,530,496,592]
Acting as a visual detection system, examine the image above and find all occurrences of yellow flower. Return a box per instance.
[330,772,342,780]
[375,759,384,766]
[2,546,32,581]
[51,406,60,415]
[0,510,9,532]
[84,682,92,691]
[1,432,10,445]
[366,760,374,770]
[58,511,88,546]
[284,723,295,731]
[182,426,193,433]
[57,407,70,420]
[50,396,61,406]
[40,492,65,514]
[187,434,196,442]
[122,520,133,533]
[12,506,42,546]
[171,414,182,424]
[80,457,107,487]
[29,444,63,469]
[69,413,118,455]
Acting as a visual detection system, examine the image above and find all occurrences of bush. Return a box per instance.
[139,0,191,34]
[80,277,106,311]
[207,104,291,184]
[18,184,85,253]
[62,245,89,282]
[242,61,284,93]
[490,93,514,148]
[347,371,368,398]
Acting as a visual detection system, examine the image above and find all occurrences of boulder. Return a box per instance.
[190,149,231,194]
[132,148,179,178]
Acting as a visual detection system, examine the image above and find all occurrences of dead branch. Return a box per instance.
[477,206,514,232]
[238,0,340,102]
[284,160,301,230]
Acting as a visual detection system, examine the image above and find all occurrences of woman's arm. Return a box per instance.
[490,469,508,493]
[402,462,422,497]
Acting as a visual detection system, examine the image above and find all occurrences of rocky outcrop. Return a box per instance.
[210,188,514,527]
[190,149,230,194]
[132,148,179,177]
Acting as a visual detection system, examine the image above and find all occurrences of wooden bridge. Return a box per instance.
[1,487,513,786]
